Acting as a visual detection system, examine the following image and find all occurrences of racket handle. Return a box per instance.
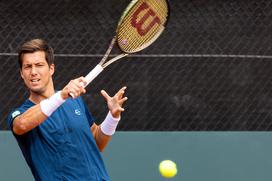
[84,64,104,87]
[69,64,103,98]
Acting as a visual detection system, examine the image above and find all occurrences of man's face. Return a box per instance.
[20,51,54,94]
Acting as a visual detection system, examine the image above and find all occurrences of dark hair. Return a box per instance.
[18,39,54,68]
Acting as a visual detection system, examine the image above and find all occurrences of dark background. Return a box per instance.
[1,0,272,130]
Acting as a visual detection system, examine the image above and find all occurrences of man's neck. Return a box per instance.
[29,88,55,104]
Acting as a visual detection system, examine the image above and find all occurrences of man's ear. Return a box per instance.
[50,64,55,76]
[20,69,24,80]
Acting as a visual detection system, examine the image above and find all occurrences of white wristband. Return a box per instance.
[40,91,66,117]
[101,112,120,136]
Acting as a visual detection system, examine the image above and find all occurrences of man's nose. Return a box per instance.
[30,66,37,75]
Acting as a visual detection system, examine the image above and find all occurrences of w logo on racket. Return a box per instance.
[131,2,161,36]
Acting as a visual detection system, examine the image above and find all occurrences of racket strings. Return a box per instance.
[118,3,147,51]
[122,9,161,45]
[117,0,168,53]
[152,0,168,19]
[120,5,159,48]
[118,16,159,51]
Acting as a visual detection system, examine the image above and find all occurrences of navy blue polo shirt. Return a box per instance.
[7,97,109,181]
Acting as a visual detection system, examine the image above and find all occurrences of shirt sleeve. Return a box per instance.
[6,108,24,131]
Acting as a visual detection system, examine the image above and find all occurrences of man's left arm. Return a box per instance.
[91,86,128,152]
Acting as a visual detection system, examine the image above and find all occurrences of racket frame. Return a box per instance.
[83,0,170,88]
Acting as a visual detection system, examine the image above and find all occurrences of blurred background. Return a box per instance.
[1,0,272,180]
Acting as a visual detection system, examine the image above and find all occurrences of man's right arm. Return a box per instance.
[13,104,48,135]
[13,77,87,135]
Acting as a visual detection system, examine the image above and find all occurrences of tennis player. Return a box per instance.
[7,38,128,181]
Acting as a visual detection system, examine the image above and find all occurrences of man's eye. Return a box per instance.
[23,65,31,69]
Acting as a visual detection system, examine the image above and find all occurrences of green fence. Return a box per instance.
[1,131,272,181]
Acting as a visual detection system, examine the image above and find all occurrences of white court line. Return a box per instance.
[1,53,272,59]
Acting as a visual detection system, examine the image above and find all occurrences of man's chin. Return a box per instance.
[29,87,44,94]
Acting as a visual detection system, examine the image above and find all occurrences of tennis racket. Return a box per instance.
[83,0,169,87]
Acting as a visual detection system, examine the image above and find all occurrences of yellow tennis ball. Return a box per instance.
[159,160,178,178]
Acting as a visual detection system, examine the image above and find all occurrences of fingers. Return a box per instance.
[117,107,125,112]
[101,90,111,101]
[101,86,128,102]
[101,86,128,118]
[116,87,128,107]
[115,86,127,99]
[119,96,128,105]
[63,77,87,99]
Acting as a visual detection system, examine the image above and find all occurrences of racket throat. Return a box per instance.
[102,53,128,68]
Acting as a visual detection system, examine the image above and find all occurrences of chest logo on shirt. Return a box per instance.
[74,109,81,115]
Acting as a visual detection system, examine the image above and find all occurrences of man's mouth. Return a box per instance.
[30,79,40,83]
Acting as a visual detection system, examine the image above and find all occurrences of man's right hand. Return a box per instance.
[61,77,87,99]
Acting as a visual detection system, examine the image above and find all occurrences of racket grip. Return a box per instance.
[84,64,104,87]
